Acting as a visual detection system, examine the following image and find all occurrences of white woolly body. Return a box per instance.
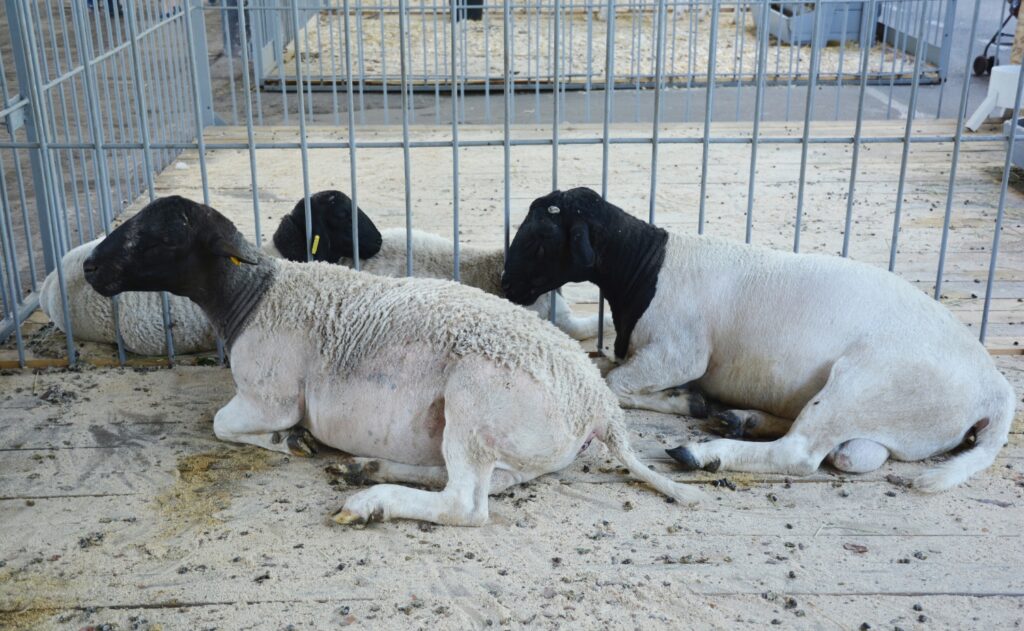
[605,233,1015,491]
[341,228,608,340]
[217,260,699,524]
[39,239,284,355]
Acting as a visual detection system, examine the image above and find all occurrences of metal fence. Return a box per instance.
[0,0,1020,367]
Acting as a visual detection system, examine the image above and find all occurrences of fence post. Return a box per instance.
[4,0,57,274]
[186,0,219,126]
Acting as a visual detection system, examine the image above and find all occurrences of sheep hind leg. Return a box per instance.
[326,458,448,488]
[710,409,792,440]
[617,386,709,418]
[325,458,535,496]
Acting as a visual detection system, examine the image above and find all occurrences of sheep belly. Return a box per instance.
[302,344,450,466]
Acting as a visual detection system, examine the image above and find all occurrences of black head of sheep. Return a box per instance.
[83,195,257,298]
[272,190,382,264]
[501,187,601,306]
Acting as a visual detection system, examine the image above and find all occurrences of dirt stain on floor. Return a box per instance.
[153,447,276,536]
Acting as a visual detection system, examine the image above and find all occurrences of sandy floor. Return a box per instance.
[0,358,1022,629]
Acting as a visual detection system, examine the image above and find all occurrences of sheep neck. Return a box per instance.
[191,255,277,351]
[588,217,668,360]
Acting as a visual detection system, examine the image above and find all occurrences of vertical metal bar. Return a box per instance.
[45,0,89,246]
[744,0,770,245]
[10,0,76,364]
[399,0,415,276]
[548,0,561,323]
[380,0,390,125]
[979,40,1024,343]
[484,0,491,123]
[792,3,824,254]
[236,0,263,246]
[833,3,849,119]
[935,0,982,299]
[841,0,877,259]
[329,5,341,126]
[95,0,130,214]
[71,0,127,365]
[356,0,367,123]
[648,0,667,225]
[733,0,744,122]
[0,48,38,290]
[5,0,58,276]
[221,0,240,124]
[0,170,26,366]
[343,0,362,270]
[888,5,929,272]
[697,0,719,235]
[449,0,461,281]
[33,0,73,256]
[127,0,177,363]
[293,0,315,265]
[552,0,560,190]
[597,0,616,354]
[503,0,513,257]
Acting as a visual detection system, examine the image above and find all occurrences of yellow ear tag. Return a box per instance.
[230,256,241,266]
[311,234,320,256]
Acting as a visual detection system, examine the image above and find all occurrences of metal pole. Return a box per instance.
[793,3,825,254]
[697,0,720,235]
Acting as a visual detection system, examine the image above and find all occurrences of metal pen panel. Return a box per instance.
[934,0,982,300]
[980,40,1024,343]
[792,3,824,254]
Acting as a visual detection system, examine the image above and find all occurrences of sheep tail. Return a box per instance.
[914,375,1015,492]
[599,414,707,505]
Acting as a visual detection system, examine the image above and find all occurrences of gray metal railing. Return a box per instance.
[0,0,1020,368]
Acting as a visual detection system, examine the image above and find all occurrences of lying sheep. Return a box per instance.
[83,196,702,525]
[501,187,1015,491]
[271,192,610,340]
[37,191,382,355]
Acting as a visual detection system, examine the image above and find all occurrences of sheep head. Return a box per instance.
[501,187,600,306]
[84,195,255,298]
[272,190,383,264]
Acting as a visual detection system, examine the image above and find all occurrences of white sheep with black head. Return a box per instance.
[83,195,703,526]
[501,187,1015,492]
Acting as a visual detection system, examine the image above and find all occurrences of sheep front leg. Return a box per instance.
[549,291,612,341]
[605,344,710,418]
[213,393,316,457]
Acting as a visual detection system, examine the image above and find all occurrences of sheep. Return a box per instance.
[271,192,610,341]
[37,191,382,355]
[500,187,1016,491]
[82,195,703,525]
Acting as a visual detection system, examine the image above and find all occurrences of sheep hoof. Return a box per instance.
[325,460,380,486]
[664,386,708,418]
[331,508,367,527]
[711,410,747,439]
[665,445,701,471]
[666,446,721,473]
[286,427,319,458]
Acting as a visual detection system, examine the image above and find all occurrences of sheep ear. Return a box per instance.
[208,234,257,266]
[569,222,595,269]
